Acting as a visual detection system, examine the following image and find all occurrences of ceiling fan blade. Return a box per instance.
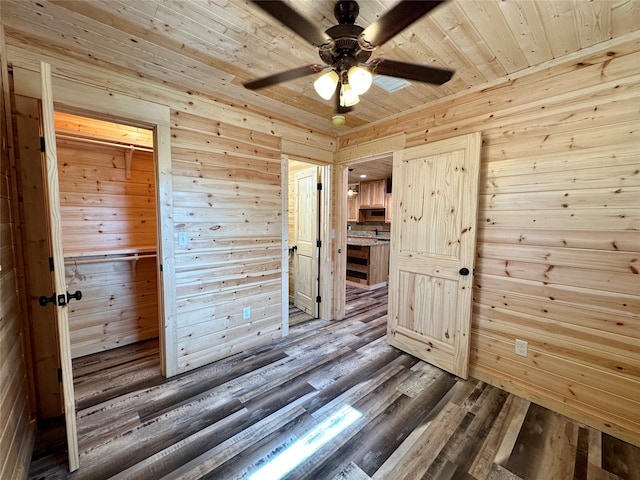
[360,1,445,49]
[369,58,454,85]
[244,64,327,90]
[250,0,333,48]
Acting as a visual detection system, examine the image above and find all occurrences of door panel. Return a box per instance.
[293,167,319,316]
[388,133,481,379]
[40,62,80,471]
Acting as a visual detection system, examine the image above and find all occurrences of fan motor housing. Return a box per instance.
[320,24,372,65]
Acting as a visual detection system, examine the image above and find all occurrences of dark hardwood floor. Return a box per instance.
[29,286,639,480]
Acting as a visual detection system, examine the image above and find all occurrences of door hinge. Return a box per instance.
[57,368,63,383]
[317,182,322,191]
[49,257,54,272]
[316,295,321,303]
[40,136,46,153]
[316,240,322,248]
[160,264,163,272]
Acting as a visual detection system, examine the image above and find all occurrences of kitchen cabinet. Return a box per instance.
[346,240,390,289]
[359,179,386,209]
[347,194,360,222]
[385,193,392,223]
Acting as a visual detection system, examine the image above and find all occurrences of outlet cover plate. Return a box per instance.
[243,306,251,320]
[515,339,528,357]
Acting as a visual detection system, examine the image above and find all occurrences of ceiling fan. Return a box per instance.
[243,0,454,113]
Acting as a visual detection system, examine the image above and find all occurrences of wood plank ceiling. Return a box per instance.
[2,0,639,136]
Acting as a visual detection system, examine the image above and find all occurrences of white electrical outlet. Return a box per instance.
[178,232,189,247]
[515,339,528,357]
[243,306,251,320]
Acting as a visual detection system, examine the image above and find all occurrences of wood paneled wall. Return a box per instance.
[56,141,159,358]
[336,36,640,445]
[7,42,334,383]
[0,26,35,480]
[58,142,157,255]
[170,111,285,372]
[65,257,158,358]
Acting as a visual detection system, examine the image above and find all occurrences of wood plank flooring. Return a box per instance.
[29,286,640,480]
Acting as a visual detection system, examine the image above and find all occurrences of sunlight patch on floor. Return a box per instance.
[249,405,363,480]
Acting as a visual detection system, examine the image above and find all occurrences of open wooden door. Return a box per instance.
[39,62,80,470]
[387,133,481,379]
[293,166,319,316]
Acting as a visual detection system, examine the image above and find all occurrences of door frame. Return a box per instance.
[387,133,481,379]
[281,155,332,322]
[13,64,175,375]
[14,63,174,470]
[292,165,320,317]
[334,152,397,320]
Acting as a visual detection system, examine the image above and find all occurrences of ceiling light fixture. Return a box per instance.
[314,66,373,108]
[348,66,373,94]
[313,70,339,100]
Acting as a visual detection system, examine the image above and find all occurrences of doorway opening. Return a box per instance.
[287,159,322,325]
[17,107,164,459]
[54,112,163,408]
[344,155,393,294]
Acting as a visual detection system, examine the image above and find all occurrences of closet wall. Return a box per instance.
[58,146,156,358]
[56,114,159,358]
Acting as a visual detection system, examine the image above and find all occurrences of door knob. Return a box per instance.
[67,291,82,303]
[459,267,470,276]
[39,293,57,307]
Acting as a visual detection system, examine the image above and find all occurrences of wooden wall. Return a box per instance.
[57,140,159,358]
[7,45,334,386]
[336,35,640,445]
[0,26,35,480]
[170,111,286,372]
[58,142,157,255]
[64,255,158,359]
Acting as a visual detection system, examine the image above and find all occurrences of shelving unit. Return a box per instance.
[346,243,390,290]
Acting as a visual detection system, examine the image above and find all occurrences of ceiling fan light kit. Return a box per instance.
[314,66,372,105]
[348,66,373,94]
[314,70,339,100]
[245,0,455,114]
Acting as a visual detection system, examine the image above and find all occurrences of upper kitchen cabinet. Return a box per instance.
[347,194,360,222]
[359,179,386,209]
[385,193,392,223]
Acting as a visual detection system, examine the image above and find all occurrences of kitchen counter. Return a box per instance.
[347,236,391,246]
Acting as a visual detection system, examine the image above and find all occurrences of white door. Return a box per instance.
[387,133,481,379]
[293,167,319,316]
[40,62,80,471]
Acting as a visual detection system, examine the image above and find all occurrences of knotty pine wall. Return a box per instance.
[7,44,335,385]
[58,142,157,255]
[170,111,286,372]
[57,141,159,358]
[0,26,34,479]
[336,37,640,445]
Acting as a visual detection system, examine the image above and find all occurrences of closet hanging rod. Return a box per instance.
[64,252,157,265]
[56,133,154,152]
